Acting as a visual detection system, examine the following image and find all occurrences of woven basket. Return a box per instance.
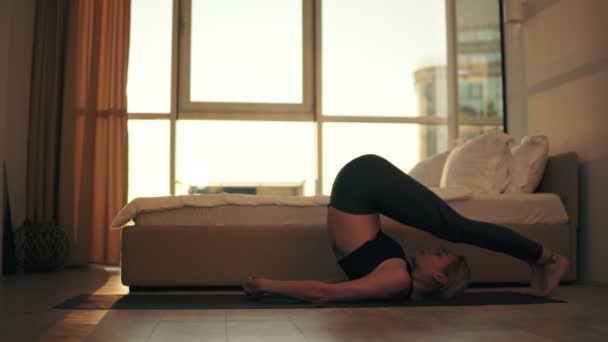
[14,222,70,272]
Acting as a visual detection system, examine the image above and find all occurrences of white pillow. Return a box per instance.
[505,135,549,193]
[408,150,451,188]
[440,132,514,194]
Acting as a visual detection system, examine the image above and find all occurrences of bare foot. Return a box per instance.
[527,261,547,293]
[520,254,569,297]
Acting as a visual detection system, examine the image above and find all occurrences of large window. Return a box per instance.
[127,0,505,200]
[179,0,313,116]
[322,0,447,117]
[127,0,173,114]
[189,0,303,104]
[175,121,317,196]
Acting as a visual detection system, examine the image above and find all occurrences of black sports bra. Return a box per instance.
[337,230,413,297]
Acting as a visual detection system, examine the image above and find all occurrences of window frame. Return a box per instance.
[127,0,506,197]
[177,0,315,119]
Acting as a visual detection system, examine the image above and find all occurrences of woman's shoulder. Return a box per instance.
[373,257,411,277]
[367,259,412,291]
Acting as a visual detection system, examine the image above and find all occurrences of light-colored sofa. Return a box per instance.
[120,152,578,289]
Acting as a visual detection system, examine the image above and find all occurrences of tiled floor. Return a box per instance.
[1,266,606,341]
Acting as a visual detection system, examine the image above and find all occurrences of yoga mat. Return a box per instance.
[54,291,565,310]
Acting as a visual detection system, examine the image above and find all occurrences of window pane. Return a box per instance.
[190,0,302,103]
[127,0,173,113]
[322,0,447,117]
[456,0,504,121]
[128,120,171,202]
[176,121,316,196]
[322,123,448,195]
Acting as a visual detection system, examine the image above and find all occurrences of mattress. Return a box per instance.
[451,193,568,224]
[111,187,473,228]
[132,193,568,227]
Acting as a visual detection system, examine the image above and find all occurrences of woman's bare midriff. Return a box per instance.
[327,206,382,259]
[327,206,411,285]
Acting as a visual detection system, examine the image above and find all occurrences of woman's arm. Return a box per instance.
[264,279,333,303]
[243,268,410,303]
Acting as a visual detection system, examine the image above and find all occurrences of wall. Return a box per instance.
[0,0,36,276]
[506,0,608,283]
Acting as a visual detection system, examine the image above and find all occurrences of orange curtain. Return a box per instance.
[58,0,130,265]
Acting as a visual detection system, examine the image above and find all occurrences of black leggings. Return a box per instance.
[328,154,543,262]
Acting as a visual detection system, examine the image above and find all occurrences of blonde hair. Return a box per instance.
[438,255,471,299]
[421,255,471,300]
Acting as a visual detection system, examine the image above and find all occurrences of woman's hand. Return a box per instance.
[242,276,266,300]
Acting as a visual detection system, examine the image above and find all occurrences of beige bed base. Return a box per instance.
[120,153,579,287]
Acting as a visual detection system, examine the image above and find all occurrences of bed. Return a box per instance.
[113,152,578,288]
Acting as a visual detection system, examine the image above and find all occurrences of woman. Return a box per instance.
[242,154,570,303]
